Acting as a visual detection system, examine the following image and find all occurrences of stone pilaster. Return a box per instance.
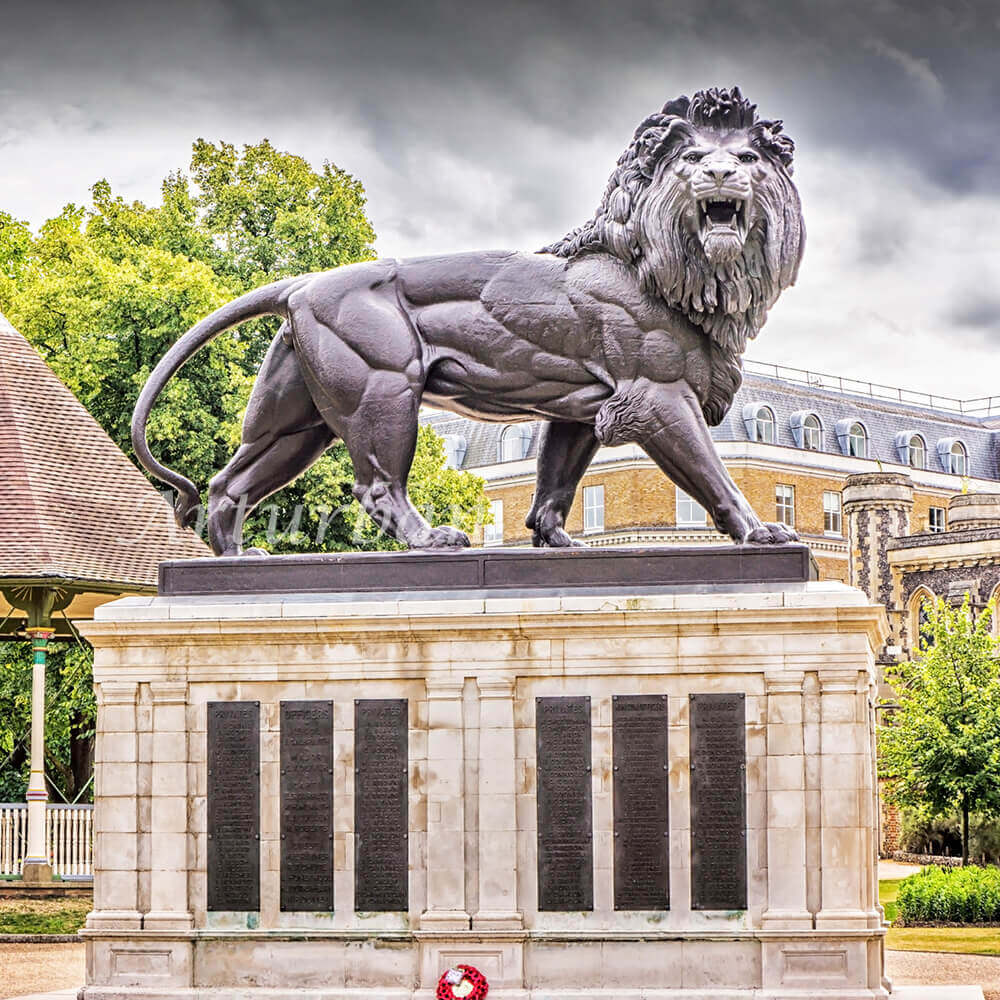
[761,672,811,930]
[420,678,470,929]
[473,676,522,929]
[144,682,192,932]
[815,671,869,930]
[88,681,142,930]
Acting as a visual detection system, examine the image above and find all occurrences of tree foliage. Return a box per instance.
[0,138,487,552]
[0,140,490,799]
[879,596,1000,864]
[0,640,95,803]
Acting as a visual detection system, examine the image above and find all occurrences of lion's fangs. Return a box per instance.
[699,197,746,235]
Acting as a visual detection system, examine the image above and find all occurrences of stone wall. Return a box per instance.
[79,582,889,999]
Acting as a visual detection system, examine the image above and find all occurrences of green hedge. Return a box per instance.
[896,865,1000,924]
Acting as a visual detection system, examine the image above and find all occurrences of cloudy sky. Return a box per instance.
[2,0,998,398]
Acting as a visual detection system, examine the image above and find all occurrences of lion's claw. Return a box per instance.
[533,526,586,548]
[746,522,798,545]
[414,525,471,549]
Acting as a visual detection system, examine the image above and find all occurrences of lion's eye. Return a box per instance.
[683,151,705,163]
[738,151,759,164]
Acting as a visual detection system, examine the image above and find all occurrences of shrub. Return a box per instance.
[896,865,1000,925]
[900,809,1000,864]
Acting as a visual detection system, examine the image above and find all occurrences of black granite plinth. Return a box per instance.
[159,544,816,597]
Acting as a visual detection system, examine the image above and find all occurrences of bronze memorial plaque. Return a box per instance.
[536,696,593,911]
[207,701,260,911]
[280,700,334,912]
[613,694,669,910]
[354,699,408,911]
[689,693,747,910]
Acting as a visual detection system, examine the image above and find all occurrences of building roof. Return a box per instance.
[0,312,208,591]
[423,360,1000,483]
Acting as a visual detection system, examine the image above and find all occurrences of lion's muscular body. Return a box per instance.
[288,250,710,426]
[132,87,804,555]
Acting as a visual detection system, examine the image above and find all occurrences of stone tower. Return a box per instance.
[842,472,913,665]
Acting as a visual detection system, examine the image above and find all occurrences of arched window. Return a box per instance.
[498,424,533,462]
[936,438,969,476]
[791,410,822,450]
[742,403,777,444]
[848,422,868,458]
[909,588,935,653]
[756,407,776,444]
[802,413,822,450]
[990,586,1000,639]
[441,434,467,470]
[909,435,926,470]
[949,441,968,476]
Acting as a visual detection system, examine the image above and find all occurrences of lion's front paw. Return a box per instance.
[414,525,471,549]
[533,525,587,548]
[746,522,798,545]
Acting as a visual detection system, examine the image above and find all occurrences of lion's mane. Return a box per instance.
[542,87,804,425]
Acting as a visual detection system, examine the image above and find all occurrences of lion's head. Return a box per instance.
[543,87,804,417]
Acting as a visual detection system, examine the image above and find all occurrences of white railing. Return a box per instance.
[0,803,27,876]
[745,359,1000,417]
[0,802,94,879]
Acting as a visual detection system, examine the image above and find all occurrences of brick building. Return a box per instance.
[423,361,1000,854]
[426,360,1000,582]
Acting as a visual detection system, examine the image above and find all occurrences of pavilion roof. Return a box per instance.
[0,312,208,591]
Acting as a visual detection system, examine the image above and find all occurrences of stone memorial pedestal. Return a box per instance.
[79,546,891,999]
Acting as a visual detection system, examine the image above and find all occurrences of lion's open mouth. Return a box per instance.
[698,196,747,238]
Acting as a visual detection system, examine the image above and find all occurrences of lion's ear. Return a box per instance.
[750,119,795,171]
[661,96,690,117]
[636,119,696,178]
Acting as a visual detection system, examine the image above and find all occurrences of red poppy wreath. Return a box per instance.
[436,964,489,1000]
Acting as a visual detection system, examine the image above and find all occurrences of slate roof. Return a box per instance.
[0,312,209,590]
[422,367,1000,482]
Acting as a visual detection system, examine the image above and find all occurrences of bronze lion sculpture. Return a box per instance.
[133,87,805,555]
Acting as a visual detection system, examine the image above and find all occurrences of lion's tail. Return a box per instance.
[131,275,306,528]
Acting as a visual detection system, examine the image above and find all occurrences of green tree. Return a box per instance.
[0,140,490,796]
[879,596,1000,865]
[0,138,485,553]
[0,640,95,803]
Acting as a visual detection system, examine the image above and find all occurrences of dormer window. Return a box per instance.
[947,441,969,476]
[742,403,776,444]
[936,439,968,475]
[441,434,468,470]
[895,431,926,469]
[848,423,867,458]
[498,424,533,462]
[790,410,822,450]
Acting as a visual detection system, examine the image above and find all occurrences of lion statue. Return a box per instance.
[132,86,805,555]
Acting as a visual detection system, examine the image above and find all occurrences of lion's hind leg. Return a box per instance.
[208,332,335,556]
[320,369,471,550]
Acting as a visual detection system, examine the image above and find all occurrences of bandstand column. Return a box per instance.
[22,626,54,884]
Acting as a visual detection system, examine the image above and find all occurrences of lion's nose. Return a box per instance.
[707,166,735,183]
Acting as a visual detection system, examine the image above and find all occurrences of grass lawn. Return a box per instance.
[0,897,91,935]
[880,878,1000,955]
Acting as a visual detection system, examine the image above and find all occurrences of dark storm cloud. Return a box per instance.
[4,0,999,190]
[3,0,999,395]
[951,293,1000,339]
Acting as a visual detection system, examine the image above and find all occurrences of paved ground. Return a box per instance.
[881,859,924,879]
[0,943,83,1000]
[887,949,1000,999]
